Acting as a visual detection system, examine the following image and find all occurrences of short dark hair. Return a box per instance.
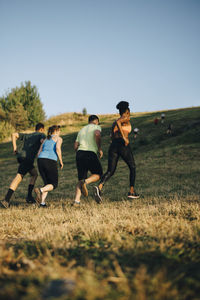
[35,123,44,131]
[116,101,130,116]
[88,115,99,123]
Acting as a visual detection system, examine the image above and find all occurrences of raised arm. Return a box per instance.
[94,130,103,159]
[56,137,64,169]
[11,132,19,153]
[116,115,130,146]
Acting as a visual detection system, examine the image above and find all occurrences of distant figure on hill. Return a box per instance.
[167,123,173,135]
[1,123,46,208]
[73,115,103,206]
[34,125,63,208]
[161,113,165,124]
[94,101,139,202]
[154,117,159,125]
[133,127,139,138]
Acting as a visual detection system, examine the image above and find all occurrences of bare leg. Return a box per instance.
[85,174,100,185]
[41,191,48,204]
[74,174,100,203]
[41,184,54,193]
[2,173,23,206]
[10,173,23,191]
[74,182,82,203]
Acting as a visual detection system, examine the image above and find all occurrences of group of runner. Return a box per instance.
[1,101,139,208]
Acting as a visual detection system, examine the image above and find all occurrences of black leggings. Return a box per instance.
[37,158,58,189]
[100,139,136,187]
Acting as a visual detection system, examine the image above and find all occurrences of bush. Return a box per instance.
[0,121,15,141]
[0,81,46,129]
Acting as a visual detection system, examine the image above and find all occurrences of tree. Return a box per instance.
[0,81,46,129]
[82,107,87,116]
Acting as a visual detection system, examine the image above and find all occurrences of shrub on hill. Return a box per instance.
[0,81,46,141]
[0,81,45,130]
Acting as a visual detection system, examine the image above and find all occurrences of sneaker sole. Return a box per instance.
[93,186,102,204]
[72,202,80,207]
[40,204,47,208]
[128,195,140,199]
[80,181,88,197]
[34,188,42,205]
[0,200,9,208]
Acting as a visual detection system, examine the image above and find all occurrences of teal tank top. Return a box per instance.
[38,138,58,161]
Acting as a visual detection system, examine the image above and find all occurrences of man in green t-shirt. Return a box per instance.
[1,123,46,208]
[73,115,103,206]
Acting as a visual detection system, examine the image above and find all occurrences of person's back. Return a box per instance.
[73,115,103,205]
[18,132,46,161]
[76,123,101,154]
[38,138,57,161]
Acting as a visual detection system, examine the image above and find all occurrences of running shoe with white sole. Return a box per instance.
[40,203,47,208]
[72,201,80,207]
[128,192,140,199]
[93,186,103,204]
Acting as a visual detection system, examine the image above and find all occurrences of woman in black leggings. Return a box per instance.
[94,101,139,202]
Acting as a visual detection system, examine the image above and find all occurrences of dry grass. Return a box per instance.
[0,107,200,299]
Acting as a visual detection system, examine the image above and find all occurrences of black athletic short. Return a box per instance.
[76,150,103,180]
[17,157,35,176]
[37,158,58,189]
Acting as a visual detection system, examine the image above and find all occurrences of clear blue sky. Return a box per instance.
[0,0,199,117]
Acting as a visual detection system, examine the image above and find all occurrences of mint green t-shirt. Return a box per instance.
[76,124,101,154]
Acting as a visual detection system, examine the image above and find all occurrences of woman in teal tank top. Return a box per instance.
[34,125,63,207]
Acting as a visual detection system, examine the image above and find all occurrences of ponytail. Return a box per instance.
[47,125,61,139]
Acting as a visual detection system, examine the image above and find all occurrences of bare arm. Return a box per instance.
[37,139,46,157]
[116,116,130,146]
[56,137,63,169]
[94,130,103,158]
[11,132,19,153]
[74,141,79,152]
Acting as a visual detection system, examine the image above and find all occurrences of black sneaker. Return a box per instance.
[40,203,47,208]
[128,192,140,199]
[0,200,10,208]
[26,195,36,203]
[93,186,103,204]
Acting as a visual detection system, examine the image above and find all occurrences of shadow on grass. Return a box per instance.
[0,237,199,299]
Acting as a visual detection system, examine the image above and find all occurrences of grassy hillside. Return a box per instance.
[0,107,200,300]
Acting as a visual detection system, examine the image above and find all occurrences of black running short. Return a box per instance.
[76,150,103,180]
[17,157,35,176]
[37,158,58,189]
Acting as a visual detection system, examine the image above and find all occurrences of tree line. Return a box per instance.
[0,81,45,141]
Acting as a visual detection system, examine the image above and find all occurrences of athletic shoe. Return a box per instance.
[0,200,10,208]
[93,186,103,204]
[72,201,80,207]
[80,180,88,197]
[40,203,47,208]
[34,188,42,205]
[128,192,140,199]
[26,195,36,203]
